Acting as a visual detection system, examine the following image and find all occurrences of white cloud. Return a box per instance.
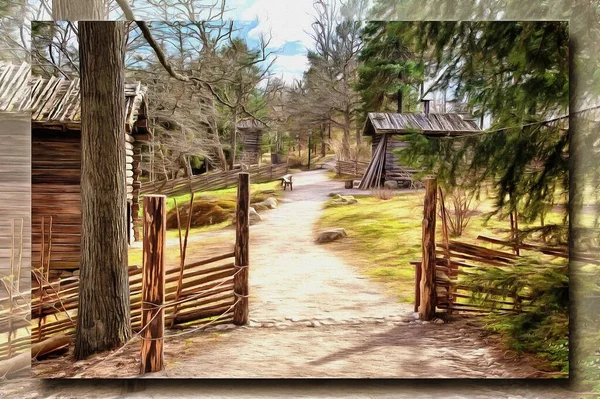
[233,0,316,49]
[271,54,310,84]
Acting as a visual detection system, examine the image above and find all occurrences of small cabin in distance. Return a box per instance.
[359,103,481,189]
[236,118,265,166]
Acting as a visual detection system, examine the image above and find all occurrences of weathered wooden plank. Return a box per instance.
[233,173,250,325]
[140,195,166,373]
[419,179,437,321]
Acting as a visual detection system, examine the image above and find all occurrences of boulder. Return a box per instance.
[316,228,347,244]
[253,203,270,212]
[328,195,357,206]
[384,180,399,189]
[257,197,278,209]
[249,207,262,225]
[342,196,357,205]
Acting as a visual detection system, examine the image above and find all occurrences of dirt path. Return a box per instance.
[30,168,548,380]
[249,169,407,321]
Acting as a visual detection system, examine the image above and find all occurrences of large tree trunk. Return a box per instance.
[74,21,131,360]
[52,0,108,19]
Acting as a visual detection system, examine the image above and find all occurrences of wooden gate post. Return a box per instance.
[419,179,437,320]
[233,172,250,325]
[140,195,166,374]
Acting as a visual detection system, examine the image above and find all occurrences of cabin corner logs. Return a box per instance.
[0,64,261,363]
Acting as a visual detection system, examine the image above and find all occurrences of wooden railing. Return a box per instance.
[21,250,238,350]
[335,160,369,177]
[413,181,571,318]
[141,163,288,197]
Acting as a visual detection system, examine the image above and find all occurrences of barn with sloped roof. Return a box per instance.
[359,107,481,189]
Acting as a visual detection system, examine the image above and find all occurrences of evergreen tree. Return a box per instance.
[356,21,424,115]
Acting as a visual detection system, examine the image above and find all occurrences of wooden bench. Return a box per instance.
[281,174,293,191]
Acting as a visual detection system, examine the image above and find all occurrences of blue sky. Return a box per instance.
[234,20,309,84]
[31,0,321,84]
[227,0,317,84]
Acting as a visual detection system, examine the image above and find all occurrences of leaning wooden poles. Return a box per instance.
[419,179,437,321]
[233,172,250,325]
[140,195,166,374]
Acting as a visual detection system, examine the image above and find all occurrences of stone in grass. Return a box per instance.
[253,203,270,212]
[249,207,262,225]
[257,197,278,209]
[328,195,358,206]
[384,180,399,190]
[231,207,262,225]
[316,228,347,244]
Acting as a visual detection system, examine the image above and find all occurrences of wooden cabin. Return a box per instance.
[0,63,151,278]
[359,109,481,189]
[236,118,264,166]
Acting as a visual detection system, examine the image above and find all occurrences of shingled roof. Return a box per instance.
[0,62,149,134]
[236,118,265,131]
[363,112,481,137]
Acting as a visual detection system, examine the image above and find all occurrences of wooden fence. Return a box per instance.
[335,160,369,177]
[141,163,288,197]
[413,179,571,319]
[0,174,252,371]
[25,250,238,347]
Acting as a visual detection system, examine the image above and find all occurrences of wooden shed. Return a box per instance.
[359,111,481,189]
[236,118,264,166]
[0,62,151,278]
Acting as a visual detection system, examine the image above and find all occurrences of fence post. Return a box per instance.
[140,195,166,374]
[419,178,437,321]
[233,172,250,325]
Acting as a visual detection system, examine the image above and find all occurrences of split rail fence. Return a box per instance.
[413,179,575,319]
[335,160,369,177]
[0,173,251,375]
[141,162,288,197]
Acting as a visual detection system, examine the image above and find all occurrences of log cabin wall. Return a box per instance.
[0,64,150,277]
[32,126,140,278]
[240,129,262,166]
[0,114,31,294]
[383,134,410,183]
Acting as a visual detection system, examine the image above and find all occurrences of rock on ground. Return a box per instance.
[384,180,398,189]
[249,207,262,225]
[328,194,357,206]
[316,228,347,244]
[257,197,278,209]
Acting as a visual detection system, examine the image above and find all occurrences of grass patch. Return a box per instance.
[316,190,570,304]
[136,180,284,235]
[317,188,572,371]
[165,180,283,214]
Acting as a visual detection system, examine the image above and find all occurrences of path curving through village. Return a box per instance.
[31,168,548,380]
